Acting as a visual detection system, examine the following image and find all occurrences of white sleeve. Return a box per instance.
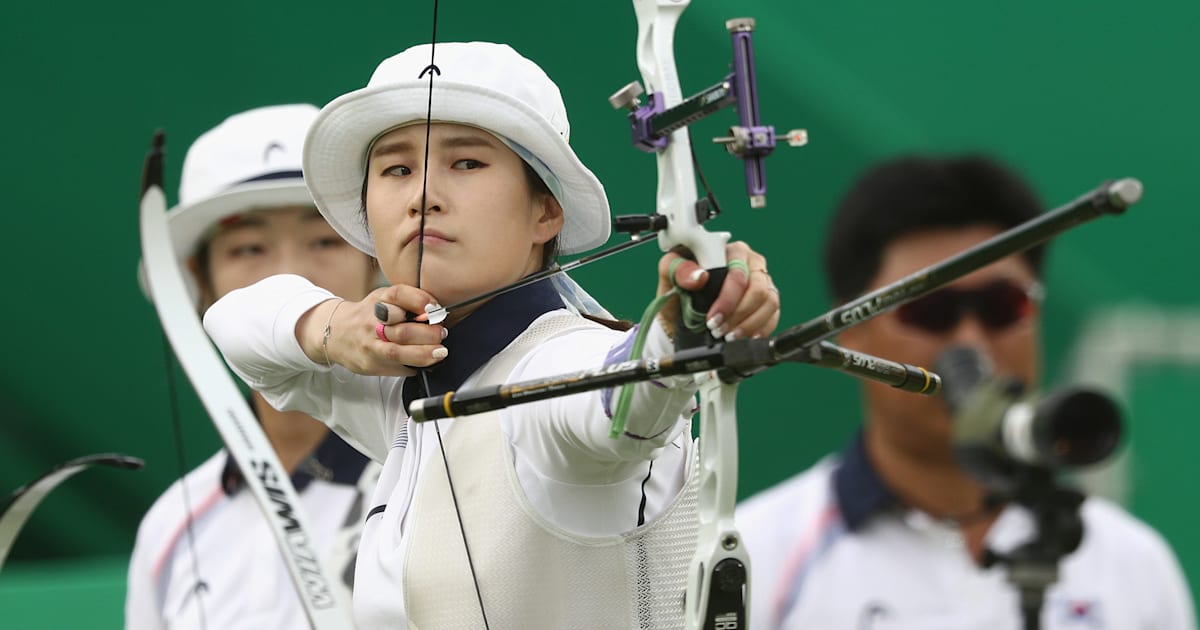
[1137,526,1196,629]
[736,464,837,630]
[1084,498,1197,630]
[124,516,167,630]
[202,274,397,462]
[505,319,697,486]
[738,493,794,630]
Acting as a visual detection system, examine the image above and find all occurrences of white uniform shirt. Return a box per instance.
[203,274,698,628]
[737,435,1196,630]
[125,434,379,630]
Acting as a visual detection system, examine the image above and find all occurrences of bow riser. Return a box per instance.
[632,1,749,628]
[690,380,749,629]
[636,0,730,268]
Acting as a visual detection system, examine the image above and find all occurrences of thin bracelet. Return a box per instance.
[322,298,346,371]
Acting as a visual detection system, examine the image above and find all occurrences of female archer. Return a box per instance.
[127,104,381,629]
[204,42,779,628]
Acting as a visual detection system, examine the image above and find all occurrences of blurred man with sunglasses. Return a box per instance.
[738,155,1194,629]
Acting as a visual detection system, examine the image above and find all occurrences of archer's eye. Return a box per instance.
[312,236,347,250]
[383,165,412,177]
[452,159,485,170]
[228,243,266,258]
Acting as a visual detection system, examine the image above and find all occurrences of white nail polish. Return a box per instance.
[441,327,448,340]
[706,314,724,331]
[432,347,448,360]
[689,268,705,282]
[712,326,727,339]
[725,330,740,342]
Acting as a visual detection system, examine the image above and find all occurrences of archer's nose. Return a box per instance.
[408,170,446,217]
[408,202,442,217]
[947,313,990,346]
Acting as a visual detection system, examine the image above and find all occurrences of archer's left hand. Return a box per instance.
[657,241,780,341]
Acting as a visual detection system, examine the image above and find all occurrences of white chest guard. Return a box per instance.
[403,314,699,629]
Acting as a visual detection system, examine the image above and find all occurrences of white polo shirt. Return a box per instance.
[737,435,1195,630]
[125,434,380,630]
[203,275,699,629]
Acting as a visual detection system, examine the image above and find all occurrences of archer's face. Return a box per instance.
[364,123,563,312]
[837,225,1042,463]
[198,205,377,307]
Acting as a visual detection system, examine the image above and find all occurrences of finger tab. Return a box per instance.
[424,303,447,325]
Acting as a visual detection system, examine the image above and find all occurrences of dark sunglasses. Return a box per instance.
[895,279,1043,334]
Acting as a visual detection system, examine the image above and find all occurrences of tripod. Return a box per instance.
[980,466,1086,630]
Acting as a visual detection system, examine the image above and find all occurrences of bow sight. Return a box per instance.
[609,16,805,236]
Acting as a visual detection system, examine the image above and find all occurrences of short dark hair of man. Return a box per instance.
[823,154,1047,304]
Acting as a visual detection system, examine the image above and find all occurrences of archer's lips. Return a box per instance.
[404,228,455,246]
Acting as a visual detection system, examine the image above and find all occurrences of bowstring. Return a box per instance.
[162,332,209,630]
[414,2,491,627]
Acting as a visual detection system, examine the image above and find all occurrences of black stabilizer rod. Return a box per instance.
[771,178,1142,359]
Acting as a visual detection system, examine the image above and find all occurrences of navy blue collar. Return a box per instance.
[221,430,369,496]
[831,431,898,531]
[402,277,566,407]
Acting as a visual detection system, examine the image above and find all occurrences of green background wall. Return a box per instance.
[2,0,1197,625]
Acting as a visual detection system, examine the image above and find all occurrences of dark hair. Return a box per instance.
[193,240,214,289]
[823,155,1046,303]
[358,159,560,269]
[523,162,560,270]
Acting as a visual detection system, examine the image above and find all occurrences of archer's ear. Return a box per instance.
[533,194,565,244]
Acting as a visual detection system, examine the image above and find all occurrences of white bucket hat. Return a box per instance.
[140,104,320,307]
[303,41,611,257]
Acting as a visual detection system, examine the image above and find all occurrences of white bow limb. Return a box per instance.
[138,137,356,630]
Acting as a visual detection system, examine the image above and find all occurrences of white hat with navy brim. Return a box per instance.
[139,104,319,308]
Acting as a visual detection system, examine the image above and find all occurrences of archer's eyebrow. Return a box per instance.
[369,133,500,160]
[439,134,500,150]
[300,207,325,222]
[370,140,415,160]
[215,207,323,234]
[219,215,267,231]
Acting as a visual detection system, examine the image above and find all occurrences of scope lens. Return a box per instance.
[1041,390,1122,467]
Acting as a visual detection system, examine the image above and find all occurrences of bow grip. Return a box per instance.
[674,265,729,349]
